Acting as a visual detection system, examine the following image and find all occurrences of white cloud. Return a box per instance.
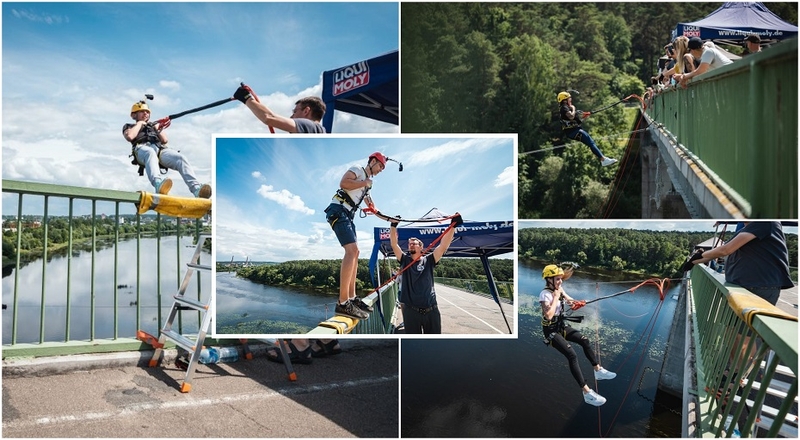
[159,80,181,90]
[256,185,314,215]
[409,138,509,167]
[494,166,515,187]
[251,171,265,180]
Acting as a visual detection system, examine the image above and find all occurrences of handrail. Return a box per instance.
[308,282,399,335]
[644,38,797,218]
[688,264,797,437]
[2,179,208,358]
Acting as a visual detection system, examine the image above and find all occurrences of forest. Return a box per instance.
[400,2,798,218]
[228,257,514,297]
[519,227,799,278]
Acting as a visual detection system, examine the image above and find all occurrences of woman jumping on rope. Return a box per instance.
[540,264,616,406]
[558,91,618,167]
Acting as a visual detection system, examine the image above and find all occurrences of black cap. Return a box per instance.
[688,37,704,50]
[744,34,761,43]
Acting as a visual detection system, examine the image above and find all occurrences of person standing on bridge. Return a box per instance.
[123,100,212,198]
[389,215,461,334]
[324,152,388,320]
[682,222,793,306]
[540,264,616,407]
[233,85,326,133]
[558,91,618,167]
[743,34,762,56]
[672,37,732,87]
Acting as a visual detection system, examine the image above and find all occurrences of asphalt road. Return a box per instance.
[2,340,398,438]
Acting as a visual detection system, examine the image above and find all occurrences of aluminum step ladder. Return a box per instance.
[148,233,213,393]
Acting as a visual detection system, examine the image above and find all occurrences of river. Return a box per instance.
[400,260,682,437]
[215,271,339,334]
[2,236,211,344]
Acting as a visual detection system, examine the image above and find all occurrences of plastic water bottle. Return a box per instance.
[198,347,219,364]
[217,346,239,363]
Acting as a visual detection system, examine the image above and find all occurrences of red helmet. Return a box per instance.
[369,152,387,166]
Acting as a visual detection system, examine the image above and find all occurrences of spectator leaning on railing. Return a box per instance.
[673,37,732,87]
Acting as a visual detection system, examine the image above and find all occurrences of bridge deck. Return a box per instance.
[1,340,398,438]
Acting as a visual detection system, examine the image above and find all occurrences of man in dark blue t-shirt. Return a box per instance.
[389,215,461,334]
[684,221,794,305]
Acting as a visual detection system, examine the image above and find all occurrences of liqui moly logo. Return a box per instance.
[333,61,370,96]
[683,25,701,38]
[380,229,390,240]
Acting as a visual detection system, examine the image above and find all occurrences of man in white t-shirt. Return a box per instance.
[674,37,733,86]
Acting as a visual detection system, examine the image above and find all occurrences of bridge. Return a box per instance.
[637,38,796,219]
[659,264,798,437]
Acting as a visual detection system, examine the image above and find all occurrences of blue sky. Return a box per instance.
[214,135,517,262]
[2,2,398,212]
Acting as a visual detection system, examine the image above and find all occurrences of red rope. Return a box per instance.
[598,94,647,218]
[598,278,670,436]
[367,221,457,296]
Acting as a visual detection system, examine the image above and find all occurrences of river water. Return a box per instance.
[2,236,211,344]
[215,271,339,334]
[401,261,682,437]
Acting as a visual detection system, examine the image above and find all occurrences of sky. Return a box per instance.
[2,2,399,212]
[214,135,517,262]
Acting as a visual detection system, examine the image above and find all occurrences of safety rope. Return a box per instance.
[593,277,671,436]
[598,103,647,218]
[370,221,459,332]
[519,129,648,156]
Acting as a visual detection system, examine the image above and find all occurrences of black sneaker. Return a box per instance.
[351,297,374,313]
[335,300,369,319]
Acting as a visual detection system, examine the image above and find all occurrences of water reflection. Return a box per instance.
[401,261,682,437]
[215,272,339,334]
[2,236,210,344]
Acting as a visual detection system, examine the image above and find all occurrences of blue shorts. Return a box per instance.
[325,203,357,246]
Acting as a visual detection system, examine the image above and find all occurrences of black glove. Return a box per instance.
[680,250,704,272]
[451,214,463,227]
[390,221,399,228]
[234,86,253,104]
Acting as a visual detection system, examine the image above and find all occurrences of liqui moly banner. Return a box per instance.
[332,60,370,96]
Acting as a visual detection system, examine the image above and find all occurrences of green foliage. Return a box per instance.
[399,2,799,218]
[235,258,514,295]
[519,227,715,277]
[2,215,201,269]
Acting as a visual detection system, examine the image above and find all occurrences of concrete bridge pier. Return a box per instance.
[658,278,688,398]
[640,121,693,219]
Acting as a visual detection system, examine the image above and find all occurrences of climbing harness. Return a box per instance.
[127,88,241,176]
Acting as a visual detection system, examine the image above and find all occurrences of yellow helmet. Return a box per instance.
[130,101,150,115]
[557,91,571,103]
[542,264,565,279]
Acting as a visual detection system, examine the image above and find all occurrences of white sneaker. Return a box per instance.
[595,367,617,380]
[601,157,618,167]
[583,389,606,406]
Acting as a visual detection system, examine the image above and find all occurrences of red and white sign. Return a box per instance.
[682,25,701,38]
[333,61,370,96]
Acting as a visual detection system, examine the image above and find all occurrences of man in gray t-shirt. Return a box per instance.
[674,37,733,86]
[233,85,326,133]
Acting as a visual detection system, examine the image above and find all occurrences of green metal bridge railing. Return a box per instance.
[645,38,797,218]
[2,179,208,358]
[308,282,400,335]
[434,277,514,302]
[688,264,797,437]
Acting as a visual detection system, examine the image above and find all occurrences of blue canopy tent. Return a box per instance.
[368,220,514,333]
[672,2,798,46]
[321,50,398,133]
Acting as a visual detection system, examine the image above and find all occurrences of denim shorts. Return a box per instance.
[325,203,357,246]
